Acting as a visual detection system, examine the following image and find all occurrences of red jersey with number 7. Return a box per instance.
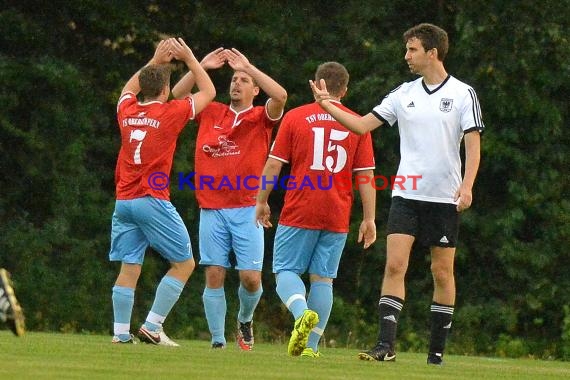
[268,101,375,232]
[115,92,195,200]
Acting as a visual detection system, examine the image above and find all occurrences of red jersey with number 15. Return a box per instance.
[115,92,195,200]
[269,101,375,233]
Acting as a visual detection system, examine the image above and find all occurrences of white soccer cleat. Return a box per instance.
[138,325,180,347]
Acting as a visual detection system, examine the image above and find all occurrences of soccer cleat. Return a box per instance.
[301,347,321,358]
[137,325,180,347]
[211,342,226,349]
[0,268,25,336]
[288,309,319,356]
[427,352,444,365]
[358,342,396,362]
[112,334,136,344]
[236,320,254,351]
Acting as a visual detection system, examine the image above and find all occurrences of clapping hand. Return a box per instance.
[224,48,252,72]
[151,39,173,65]
[169,38,197,64]
[199,47,226,70]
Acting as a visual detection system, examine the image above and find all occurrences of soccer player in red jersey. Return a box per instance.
[110,38,215,346]
[172,48,287,350]
[255,62,376,357]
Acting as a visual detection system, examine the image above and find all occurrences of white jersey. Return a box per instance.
[372,75,484,204]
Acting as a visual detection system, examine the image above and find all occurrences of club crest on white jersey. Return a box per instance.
[439,98,453,113]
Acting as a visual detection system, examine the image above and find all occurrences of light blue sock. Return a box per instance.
[203,287,227,344]
[237,284,263,323]
[307,281,333,351]
[112,285,134,339]
[144,276,184,331]
[276,271,307,320]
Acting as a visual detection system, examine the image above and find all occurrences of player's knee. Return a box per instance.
[241,278,260,291]
[430,264,453,284]
[172,258,195,278]
[240,273,261,291]
[309,274,333,284]
[384,260,407,278]
[205,266,226,287]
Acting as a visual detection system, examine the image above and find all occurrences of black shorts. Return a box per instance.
[386,196,460,248]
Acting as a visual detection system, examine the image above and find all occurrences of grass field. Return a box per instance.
[1,331,570,379]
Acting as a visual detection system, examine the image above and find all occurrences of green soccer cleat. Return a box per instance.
[301,347,321,358]
[288,309,319,356]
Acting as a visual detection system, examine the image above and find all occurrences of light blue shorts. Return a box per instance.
[109,196,193,264]
[199,206,264,271]
[273,224,348,278]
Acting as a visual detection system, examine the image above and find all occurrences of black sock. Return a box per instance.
[376,295,404,349]
[429,302,454,355]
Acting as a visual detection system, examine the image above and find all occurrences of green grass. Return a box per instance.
[1,332,570,379]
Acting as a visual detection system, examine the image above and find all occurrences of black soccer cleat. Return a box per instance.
[358,342,396,362]
[427,352,444,365]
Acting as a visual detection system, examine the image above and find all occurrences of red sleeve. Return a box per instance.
[263,99,283,129]
[268,111,293,163]
[169,97,196,122]
[117,92,137,115]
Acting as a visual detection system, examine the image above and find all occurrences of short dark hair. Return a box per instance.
[232,71,258,87]
[315,62,349,97]
[403,23,449,61]
[139,64,171,98]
